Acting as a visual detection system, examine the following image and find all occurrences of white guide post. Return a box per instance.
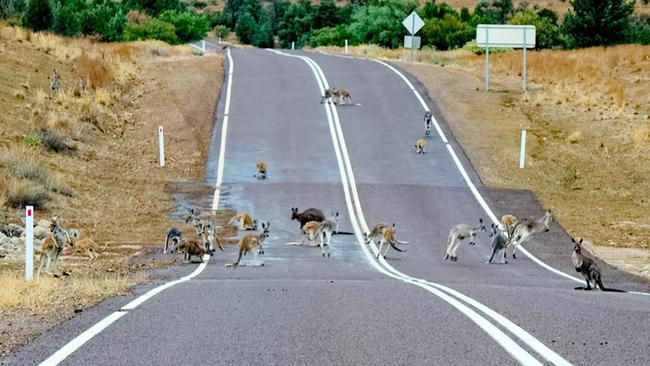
[202,40,206,53]
[291,41,295,50]
[25,206,34,281]
[158,126,165,167]
[519,129,527,169]
[218,37,221,45]
[345,39,348,55]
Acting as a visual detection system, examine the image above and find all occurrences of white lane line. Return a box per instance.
[39,312,127,366]
[303,56,571,366]
[39,48,235,365]
[271,49,563,366]
[212,48,234,210]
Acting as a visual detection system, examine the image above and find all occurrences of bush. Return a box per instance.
[309,25,350,47]
[22,132,41,147]
[51,0,84,36]
[158,10,210,43]
[213,25,229,38]
[4,178,50,209]
[562,0,635,48]
[38,129,74,154]
[123,18,178,44]
[421,14,473,50]
[21,0,52,31]
[508,8,563,49]
[12,159,49,185]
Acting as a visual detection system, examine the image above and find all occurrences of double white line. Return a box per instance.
[269,49,571,366]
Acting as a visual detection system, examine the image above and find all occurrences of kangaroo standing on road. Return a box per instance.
[415,139,426,154]
[174,238,211,263]
[313,212,339,258]
[424,111,432,136]
[486,224,510,264]
[186,208,217,252]
[444,218,486,262]
[500,214,518,239]
[226,222,270,267]
[228,212,257,231]
[509,210,553,259]
[364,223,407,259]
[164,227,182,254]
[290,207,325,231]
[572,238,624,292]
[254,161,267,179]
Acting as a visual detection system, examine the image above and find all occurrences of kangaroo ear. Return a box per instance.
[391,223,396,229]
[266,221,270,228]
[579,238,583,244]
[479,218,483,223]
[571,237,575,243]
[335,212,339,217]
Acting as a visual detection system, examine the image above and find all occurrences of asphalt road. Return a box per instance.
[3,48,649,366]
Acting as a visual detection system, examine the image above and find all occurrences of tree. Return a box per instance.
[421,14,473,50]
[1,0,26,19]
[234,8,256,44]
[563,0,635,47]
[159,10,210,42]
[509,8,562,49]
[493,0,513,23]
[22,0,52,31]
[122,0,185,16]
[422,0,458,20]
[51,0,84,36]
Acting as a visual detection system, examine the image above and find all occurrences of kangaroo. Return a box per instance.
[486,224,510,264]
[415,139,426,154]
[173,238,211,263]
[288,220,320,246]
[37,217,73,277]
[228,212,257,231]
[509,210,553,259]
[444,218,486,262]
[364,223,407,259]
[50,69,62,94]
[332,88,352,105]
[186,208,217,252]
[500,214,518,239]
[69,238,108,262]
[290,207,325,231]
[164,227,182,254]
[424,111,432,136]
[313,212,339,258]
[254,161,267,179]
[572,238,624,292]
[226,222,270,267]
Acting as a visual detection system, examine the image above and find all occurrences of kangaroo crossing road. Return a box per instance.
[4,49,650,366]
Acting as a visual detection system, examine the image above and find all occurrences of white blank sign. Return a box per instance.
[404,36,421,49]
[476,25,535,48]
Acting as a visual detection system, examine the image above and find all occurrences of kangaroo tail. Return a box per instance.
[597,279,625,292]
[333,230,354,235]
[389,241,406,252]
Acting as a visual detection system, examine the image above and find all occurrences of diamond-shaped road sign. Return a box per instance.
[402,11,424,35]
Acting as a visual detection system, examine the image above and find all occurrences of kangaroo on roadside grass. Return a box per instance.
[424,111,432,136]
[572,238,624,292]
[364,223,407,259]
[37,216,73,277]
[509,210,553,259]
[415,139,426,154]
[50,69,62,94]
[228,212,257,231]
[486,224,510,264]
[254,161,267,179]
[226,222,270,267]
[444,218,486,262]
[290,207,325,231]
[66,230,107,262]
[313,212,339,258]
[500,214,518,239]
[164,227,182,254]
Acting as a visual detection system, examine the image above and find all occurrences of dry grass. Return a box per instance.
[4,178,51,209]
[0,271,148,311]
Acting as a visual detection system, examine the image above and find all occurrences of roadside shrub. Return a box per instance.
[38,129,74,153]
[123,18,178,44]
[213,25,229,38]
[76,52,113,89]
[22,132,41,147]
[309,25,350,47]
[158,9,209,43]
[4,178,50,209]
[12,159,49,185]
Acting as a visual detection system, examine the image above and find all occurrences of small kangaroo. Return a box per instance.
[228,212,257,231]
[444,218,486,262]
[254,161,267,179]
[333,88,352,105]
[364,223,407,259]
[572,238,624,292]
[424,111,432,136]
[486,224,509,264]
[415,139,426,154]
[288,220,321,246]
[226,222,270,267]
[313,212,339,258]
[174,238,211,263]
[500,214,518,239]
[509,210,553,259]
[290,207,325,230]
[164,227,182,254]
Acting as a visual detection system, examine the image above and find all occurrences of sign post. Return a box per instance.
[25,206,33,281]
[158,126,165,167]
[476,25,535,91]
[291,42,295,50]
[402,12,424,62]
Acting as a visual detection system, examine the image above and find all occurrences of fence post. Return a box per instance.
[158,126,165,167]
